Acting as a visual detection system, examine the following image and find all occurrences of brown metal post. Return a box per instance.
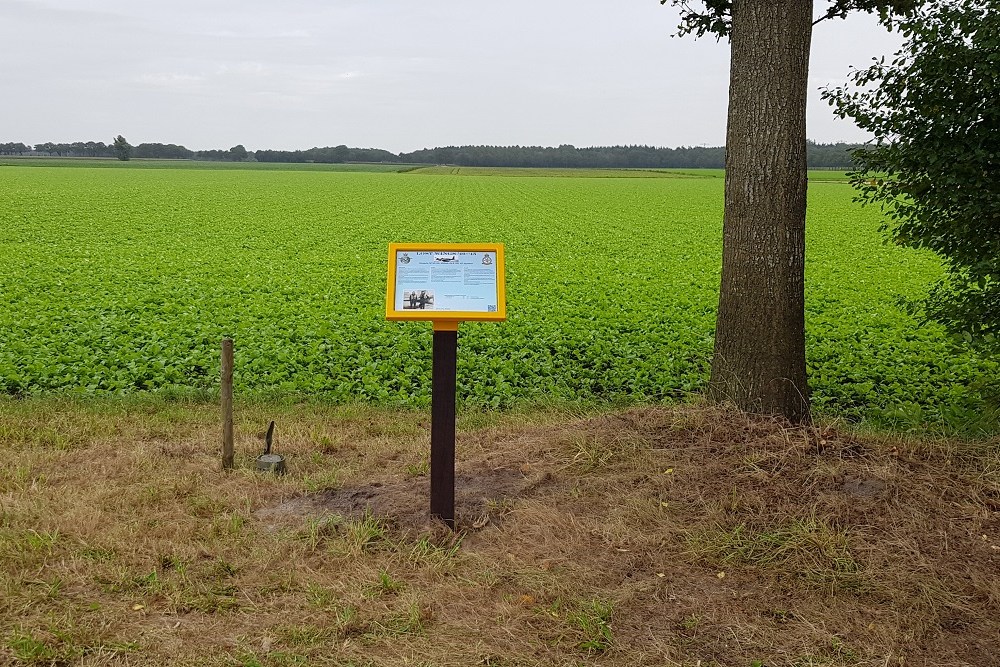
[430,329,457,528]
[221,338,234,470]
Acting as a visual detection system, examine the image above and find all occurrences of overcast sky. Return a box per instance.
[2,0,902,153]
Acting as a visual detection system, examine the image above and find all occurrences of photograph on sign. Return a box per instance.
[402,290,435,310]
[393,250,500,314]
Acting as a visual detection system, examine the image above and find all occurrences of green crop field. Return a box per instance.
[1,163,994,431]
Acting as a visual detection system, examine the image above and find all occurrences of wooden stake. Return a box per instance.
[221,337,234,470]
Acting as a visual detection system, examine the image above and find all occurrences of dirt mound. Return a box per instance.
[245,404,999,665]
[258,408,1000,665]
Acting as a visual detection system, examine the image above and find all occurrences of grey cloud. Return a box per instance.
[2,0,902,152]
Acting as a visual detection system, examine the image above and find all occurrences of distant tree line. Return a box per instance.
[5,140,254,162]
[2,139,861,169]
[257,141,857,169]
[255,145,399,164]
[398,144,729,169]
[1,142,32,155]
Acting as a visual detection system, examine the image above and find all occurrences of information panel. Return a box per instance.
[386,243,506,323]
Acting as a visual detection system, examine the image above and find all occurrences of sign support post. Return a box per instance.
[385,244,506,529]
[430,322,458,528]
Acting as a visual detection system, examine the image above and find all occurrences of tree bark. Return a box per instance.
[709,0,812,423]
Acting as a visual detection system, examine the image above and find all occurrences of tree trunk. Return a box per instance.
[709,0,813,424]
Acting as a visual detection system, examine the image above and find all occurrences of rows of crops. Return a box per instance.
[1,164,994,428]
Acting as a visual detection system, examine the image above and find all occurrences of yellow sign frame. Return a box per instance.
[385,243,507,329]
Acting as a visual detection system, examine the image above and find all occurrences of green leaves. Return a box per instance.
[824,0,1000,351]
[663,0,921,40]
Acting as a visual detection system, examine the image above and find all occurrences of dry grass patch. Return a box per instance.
[0,397,997,666]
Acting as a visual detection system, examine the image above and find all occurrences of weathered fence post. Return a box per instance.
[221,337,234,470]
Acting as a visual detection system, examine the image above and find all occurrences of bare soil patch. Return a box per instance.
[255,466,541,532]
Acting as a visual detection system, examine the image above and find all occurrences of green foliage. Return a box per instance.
[364,570,405,597]
[661,0,921,39]
[0,166,996,430]
[824,0,1000,352]
[6,630,64,663]
[342,513,389,554]
[566,599,614,652]
[685,519,867,593]
[112,135,131,162]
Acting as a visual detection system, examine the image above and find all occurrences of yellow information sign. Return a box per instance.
[385,243,507,329]
[386,243,506,527]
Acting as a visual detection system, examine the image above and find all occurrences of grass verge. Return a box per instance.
[0,397,997,665]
